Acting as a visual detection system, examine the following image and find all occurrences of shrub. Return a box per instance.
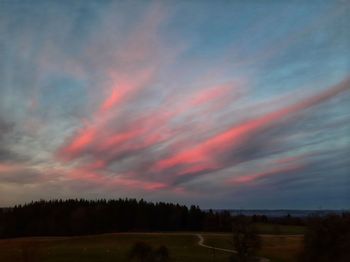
[128,242,170,262]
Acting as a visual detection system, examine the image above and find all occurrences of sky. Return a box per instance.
[0,0,349,209]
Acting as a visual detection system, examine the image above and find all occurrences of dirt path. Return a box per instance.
[196,234,270,262]
[197,234,237,253]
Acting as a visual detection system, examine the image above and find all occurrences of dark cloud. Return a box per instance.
[0,148,19,163]
[0,117,13,137]
[0,118,19,163]
[0,169,43,185]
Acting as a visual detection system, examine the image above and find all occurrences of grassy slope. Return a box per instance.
[0,233,230,262]
[0,228,304,262]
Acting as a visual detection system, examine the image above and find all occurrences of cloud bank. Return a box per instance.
[0,0,349,208]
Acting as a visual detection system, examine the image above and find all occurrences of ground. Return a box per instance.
[0,225,304,262]
[203,234,303,262]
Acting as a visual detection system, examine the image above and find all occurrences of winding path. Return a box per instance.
[196,234,270,262]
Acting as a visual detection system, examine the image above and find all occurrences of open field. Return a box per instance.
[203,233,304,262]
[254,223,305,235]
[0,233,229,262]
[0,232,303,262]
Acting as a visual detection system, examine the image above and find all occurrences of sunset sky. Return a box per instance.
[0,0,349,209]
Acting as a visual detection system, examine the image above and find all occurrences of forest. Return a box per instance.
[0,198,232,238]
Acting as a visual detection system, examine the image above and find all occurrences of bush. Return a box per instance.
[128,242,153,262]
[154,246,170,262]
[128,242,170,262]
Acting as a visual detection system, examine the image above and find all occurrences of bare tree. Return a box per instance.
[231,216,261,262]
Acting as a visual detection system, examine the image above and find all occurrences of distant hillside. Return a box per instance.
[225,209,348,217]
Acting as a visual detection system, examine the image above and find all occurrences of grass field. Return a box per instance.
[0,233,231,262]
[254,223,305,235]
[0,231,304,262]
[203,233,303,262]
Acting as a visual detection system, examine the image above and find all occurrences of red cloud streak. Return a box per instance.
[228,163,302,185]
[155,78,350,171]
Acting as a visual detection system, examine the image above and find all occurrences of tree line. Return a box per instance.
[0,198,233,238]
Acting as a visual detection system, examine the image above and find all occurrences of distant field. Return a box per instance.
[254,223,305,235]
[0,232,304,262]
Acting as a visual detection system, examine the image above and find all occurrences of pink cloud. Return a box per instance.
[61,126,97,157]
[68,166,167,191]
[57,66,349,192]
[0,163,23,173]
[154,78,350,172]
[228,161,303,185]
[99,68,155,113]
